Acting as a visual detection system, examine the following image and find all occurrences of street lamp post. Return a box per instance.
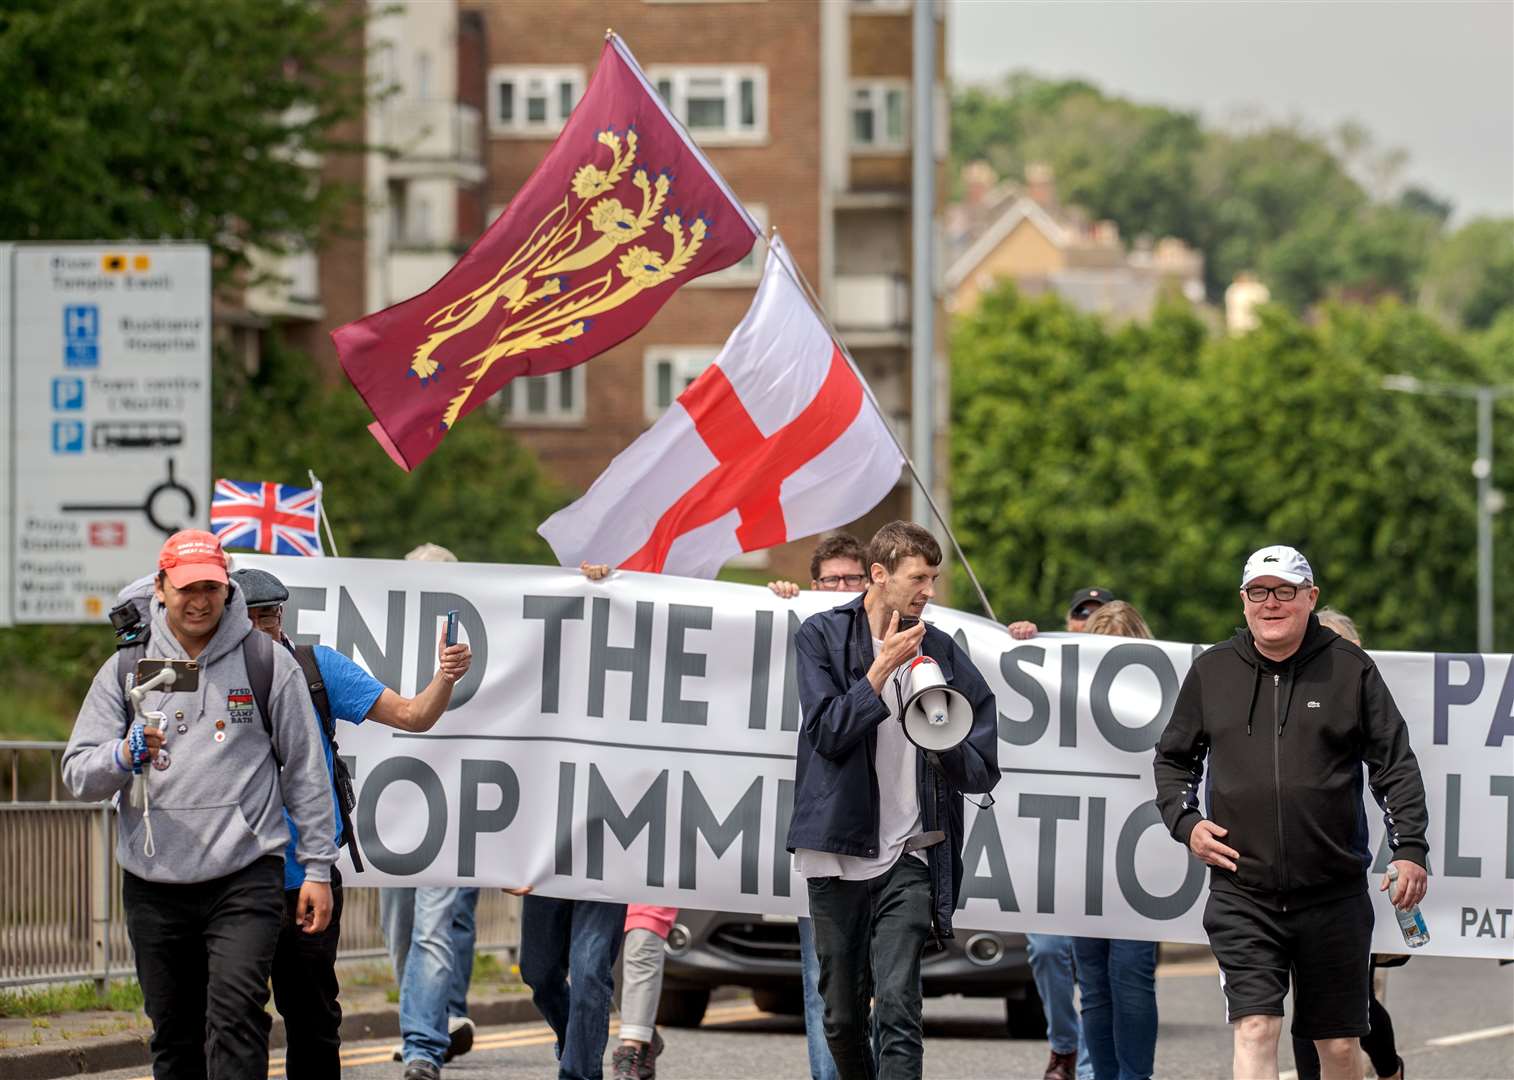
[1382,374,1514,653]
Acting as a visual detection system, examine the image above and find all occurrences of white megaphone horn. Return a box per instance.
[901,656,972,752]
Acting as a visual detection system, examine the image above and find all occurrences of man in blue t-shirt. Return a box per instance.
[232,567,472,1080]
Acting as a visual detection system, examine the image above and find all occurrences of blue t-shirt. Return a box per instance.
[283,644,387,891]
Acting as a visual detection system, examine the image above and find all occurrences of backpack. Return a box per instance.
[115,619,364,872]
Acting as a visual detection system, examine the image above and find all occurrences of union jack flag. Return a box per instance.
[210,479,324,556]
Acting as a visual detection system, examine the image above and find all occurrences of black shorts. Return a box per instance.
[1202,887,1373,1040]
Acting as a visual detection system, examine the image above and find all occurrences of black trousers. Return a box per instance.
[124,855,284,1080]
[1291,957,1401,1079]
[271,868,344,1080]
[807,855,933,1080]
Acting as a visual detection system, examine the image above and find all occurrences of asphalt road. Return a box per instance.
[94,955,1512,1079]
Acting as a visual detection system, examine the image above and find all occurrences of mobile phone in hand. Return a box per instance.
[445,610,459,646]
[897,615,920,632]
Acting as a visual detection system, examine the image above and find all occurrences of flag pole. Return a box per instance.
[767,229,999,625]
[308,470,341,558]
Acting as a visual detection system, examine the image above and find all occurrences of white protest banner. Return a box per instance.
[238,555,1514,960]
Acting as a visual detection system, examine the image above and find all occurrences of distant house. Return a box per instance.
[945,163,1206,321]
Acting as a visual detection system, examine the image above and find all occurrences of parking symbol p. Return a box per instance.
[51,377,85,411]
[51,421,85,454]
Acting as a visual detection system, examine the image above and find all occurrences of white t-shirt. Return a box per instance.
[794,638,925,882]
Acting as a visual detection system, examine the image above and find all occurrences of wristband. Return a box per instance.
[127,721,150,772]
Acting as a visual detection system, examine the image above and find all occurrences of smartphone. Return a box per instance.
[134,658,200,693]
[897,615,920,632]
[445,609,460,646]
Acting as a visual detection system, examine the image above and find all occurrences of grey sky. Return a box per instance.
[950,0,1514,222]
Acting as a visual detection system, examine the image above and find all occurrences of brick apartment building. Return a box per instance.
[245,0,947,582]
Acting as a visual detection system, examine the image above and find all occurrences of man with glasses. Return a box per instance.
[1154,546,1429,1080]
[230,561,472,1080]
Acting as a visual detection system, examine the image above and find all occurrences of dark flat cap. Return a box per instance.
[230,567,289,608]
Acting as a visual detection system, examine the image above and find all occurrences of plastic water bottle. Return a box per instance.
[1387,864,1429,948]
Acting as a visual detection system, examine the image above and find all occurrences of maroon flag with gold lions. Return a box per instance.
[333,34,761,471]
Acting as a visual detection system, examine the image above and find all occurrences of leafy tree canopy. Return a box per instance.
[952,73,1510,325]
[952,282,1513,652]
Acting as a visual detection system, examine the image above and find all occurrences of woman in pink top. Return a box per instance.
[612,905,678,1079]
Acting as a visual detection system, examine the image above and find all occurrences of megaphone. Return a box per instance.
[901,656,973,751]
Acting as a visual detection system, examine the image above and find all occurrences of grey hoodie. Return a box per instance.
[62,587,337,885]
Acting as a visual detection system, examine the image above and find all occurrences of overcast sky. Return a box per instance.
[950,0,1514,222]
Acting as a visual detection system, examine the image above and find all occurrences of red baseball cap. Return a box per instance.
[158,530,229,588]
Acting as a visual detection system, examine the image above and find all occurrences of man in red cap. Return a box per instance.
[63,530,337,1080]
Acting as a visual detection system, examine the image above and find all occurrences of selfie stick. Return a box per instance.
[128,667,176,857]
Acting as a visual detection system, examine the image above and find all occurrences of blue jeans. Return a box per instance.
[797,916,840,1080]
[1072,938,1158,1080]
[520,895,626,1080]
[448,888,480,1019]
[380,886,460,1067]
[1027,934,1093,1079]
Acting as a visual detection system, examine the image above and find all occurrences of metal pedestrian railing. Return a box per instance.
[0,741,521,990]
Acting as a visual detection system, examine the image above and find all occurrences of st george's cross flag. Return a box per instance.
[332,34,760,471]
[538,237,904,578]
[210,479,324,556]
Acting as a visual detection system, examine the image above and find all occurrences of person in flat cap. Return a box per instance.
[230,563,471,1080]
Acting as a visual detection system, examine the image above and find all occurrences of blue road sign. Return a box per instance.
[51,420,85,454]
[51,377,85,411]
[63,304,100,369]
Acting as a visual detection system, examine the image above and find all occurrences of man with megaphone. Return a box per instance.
[787,521,1002,1080]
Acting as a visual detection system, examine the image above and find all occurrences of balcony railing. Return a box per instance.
[834,273,910,332]
[383,100,483,180]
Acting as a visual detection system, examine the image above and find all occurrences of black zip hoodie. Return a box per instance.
[1154,614,1430,909]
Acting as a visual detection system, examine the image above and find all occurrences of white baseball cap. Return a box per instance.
[1241,545,1314,588]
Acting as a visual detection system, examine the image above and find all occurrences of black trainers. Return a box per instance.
[640,1029,664,1080]
[610,1044,642,1080]
[445,1016,475,1062]
[402,1060,441,1080]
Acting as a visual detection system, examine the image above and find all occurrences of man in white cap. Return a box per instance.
[1154,545,1429,1080]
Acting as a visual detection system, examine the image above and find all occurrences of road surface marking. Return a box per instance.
[1426,1022,1514,1047]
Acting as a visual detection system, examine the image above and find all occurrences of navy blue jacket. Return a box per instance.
[785,593,1001,936]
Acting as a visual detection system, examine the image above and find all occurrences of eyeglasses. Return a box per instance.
[251,605,283,627]
[1243,584,1302,603]
[815,574,867,589]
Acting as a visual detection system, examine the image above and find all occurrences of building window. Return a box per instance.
[489,67,584,137]
[497,366,585,425]
[648,67,767,144]
[691,204,767,287]
[644,346,721,421]
[850,81,909,151]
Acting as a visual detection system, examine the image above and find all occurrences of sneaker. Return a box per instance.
[1042,1050,1076,1080]
[445,1016,475,1062]
[639,1029,665,1080]
[402,1060,441,1080]
[611,1044,643,1080]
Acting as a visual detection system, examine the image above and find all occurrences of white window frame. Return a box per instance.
[849,79,910,153]
[690,203,768,288]
[496,366,586,426]
[850,0,914,12]
[644,346,722,422]
[647,66,768,146]
[488,66,584,138]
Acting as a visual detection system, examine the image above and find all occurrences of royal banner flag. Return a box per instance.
[538,237,905,578]
[333,34,761,471]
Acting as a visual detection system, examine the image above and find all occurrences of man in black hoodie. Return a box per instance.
[1154,545,1429,1080]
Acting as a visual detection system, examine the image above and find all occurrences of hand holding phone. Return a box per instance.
[445,610,459,646]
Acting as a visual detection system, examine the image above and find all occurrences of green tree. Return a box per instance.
[1420,218,1514,330]
[0,1,571,737]
[0,0,368,280]
[952,282,1512,652]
